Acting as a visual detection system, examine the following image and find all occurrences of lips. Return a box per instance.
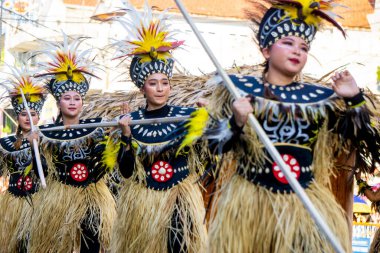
[289,58,300,64]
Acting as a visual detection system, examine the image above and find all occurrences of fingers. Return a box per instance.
[332,70,351,82]
[118,115,131,126]
[196,98,209,107]
[232,97,254,127]
[118,115,132,137]
[121,102,131,114]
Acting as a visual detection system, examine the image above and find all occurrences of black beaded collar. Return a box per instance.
[39,118,102,141]
[0,135,30,153]
[230,75,335,104]
[129,105,195,144]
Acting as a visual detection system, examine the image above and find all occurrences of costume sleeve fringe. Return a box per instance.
[334,93,380,174]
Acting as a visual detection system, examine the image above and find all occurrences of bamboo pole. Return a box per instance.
[20,90,46,188]
[38,115,190,131]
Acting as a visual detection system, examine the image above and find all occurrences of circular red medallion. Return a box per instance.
[17,176,33,191]
[151,161,173,182]
[70,163,89,182]
[272,154,301,184]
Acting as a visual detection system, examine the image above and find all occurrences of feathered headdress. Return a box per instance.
[34,33,98,100]
[247,0,346,48]
[111,1,184,88]
[1,64,46,115]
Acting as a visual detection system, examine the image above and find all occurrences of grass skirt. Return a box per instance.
[0,193,31,253]
[111,173,207,253]
[208,174,351,253]
[24,179,116,253]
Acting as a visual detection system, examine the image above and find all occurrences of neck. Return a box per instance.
[21,129,31,138]
[265,68,296,86]
[62,115,80,125]
[146,103,166,111]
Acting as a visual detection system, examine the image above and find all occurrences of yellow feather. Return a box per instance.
[176,108,209,156]
[23,162,33,176]
[100,136,123,172]
[276,0,334,27]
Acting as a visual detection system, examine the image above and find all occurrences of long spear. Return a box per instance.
[38,116,190,132]
[20,90,47,188]
[173,1,345,252]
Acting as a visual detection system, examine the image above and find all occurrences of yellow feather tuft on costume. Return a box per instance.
[47,52,87,83]
[130,21,177,63]
[23,162,33,176]
[276,0,332,27]
[112,1,184,63]
[176,108,209,156]
[100,136,123,172]
[275,0,339,27]
[10,76,45,105]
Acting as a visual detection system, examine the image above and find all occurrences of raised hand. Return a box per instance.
[331,70,360,98]
[118,115,132,137]
[232,96,253,127]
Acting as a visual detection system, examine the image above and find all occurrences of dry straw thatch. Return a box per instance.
[82,64,356,119]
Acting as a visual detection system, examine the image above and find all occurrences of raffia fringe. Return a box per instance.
[24,179,116,253]
[111,173,207,253]
[208,175,351,253]
[0,193,29,253]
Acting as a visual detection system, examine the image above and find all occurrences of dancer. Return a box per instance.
[26,35,116,253]
[0,64,46,253]
[206,1,380,252]
[108,3,207,252]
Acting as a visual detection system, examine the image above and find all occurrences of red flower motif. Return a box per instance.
[151,161,173,182]
[17,176,33,191]
[70,163,89,182]
[272,154,301,184]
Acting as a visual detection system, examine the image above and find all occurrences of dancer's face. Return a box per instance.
[58,91,83,118]
[142,73,171,110]
[17,109,39,132]
[262,36,309,78]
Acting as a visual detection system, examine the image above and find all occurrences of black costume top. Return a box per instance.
[117,105,199,191]
[39,118,108,187]
[0,136,45,197]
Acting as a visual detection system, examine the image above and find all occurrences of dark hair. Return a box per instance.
[261,60,279,101]
[55,111,62,124]
[14,125,23,150]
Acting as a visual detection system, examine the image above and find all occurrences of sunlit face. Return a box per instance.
[58,91,83,118]
[141,73,171,110]
[262,36,309,79]
[17,109,39,132]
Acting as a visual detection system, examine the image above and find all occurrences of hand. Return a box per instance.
[196,98,209,107]
[118,115,131,137]
[121,102,131,115]
[26,131,39,146]
[331,70,360,98]
[232,97,253,127]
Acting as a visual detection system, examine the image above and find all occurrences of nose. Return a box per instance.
[293,46,301,56]
[156,83,163,92]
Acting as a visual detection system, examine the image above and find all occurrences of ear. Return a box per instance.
[140,86,145,95]
[261,47,271,60]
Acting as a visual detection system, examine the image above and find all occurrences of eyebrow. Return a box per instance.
[147,78,169,81]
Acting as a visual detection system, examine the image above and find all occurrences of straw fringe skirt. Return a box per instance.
[24,179,116,253]
[208,174,351,253]
[0,193,31,253]
[111,173,207,253]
